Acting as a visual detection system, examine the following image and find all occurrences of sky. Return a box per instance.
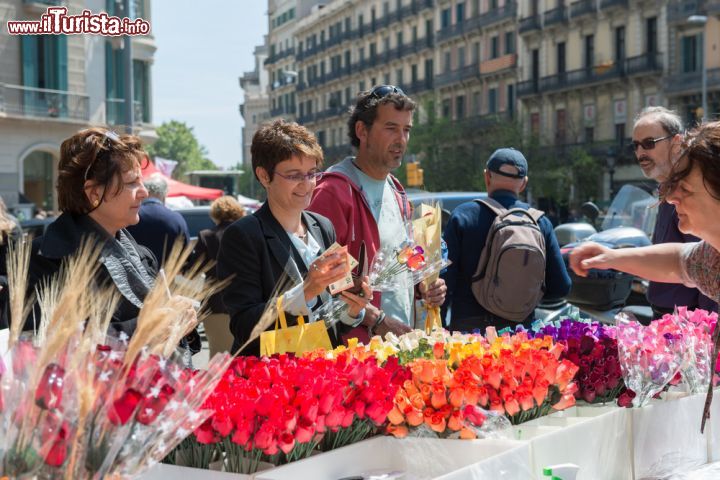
[151,1,268,169]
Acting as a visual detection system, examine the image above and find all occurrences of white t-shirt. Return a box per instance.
[354,167,414,325]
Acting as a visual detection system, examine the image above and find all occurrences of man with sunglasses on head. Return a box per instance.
[309,86,447,340]
[632,106,716,317]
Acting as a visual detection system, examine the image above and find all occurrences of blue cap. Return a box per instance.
[486,148,528,178]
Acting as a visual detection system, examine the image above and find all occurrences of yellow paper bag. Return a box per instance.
[412,203,443,333]
[260,296,332,356]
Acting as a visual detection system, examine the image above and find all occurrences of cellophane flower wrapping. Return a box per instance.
[0,332,232,479]
[180,353,410,474]
[615,313,684,407]
[532,318,624,404]
[662,308,717,394]
[318,238,450,329]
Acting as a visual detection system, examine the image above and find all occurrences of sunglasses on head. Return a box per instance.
[630,134,674,152]
[368,85,405,100]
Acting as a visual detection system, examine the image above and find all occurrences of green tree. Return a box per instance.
[146,120,217,179]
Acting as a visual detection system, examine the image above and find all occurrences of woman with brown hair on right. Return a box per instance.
[194,195,246,356]
[570,121,720,429]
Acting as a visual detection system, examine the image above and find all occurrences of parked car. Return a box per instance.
[408,191,487,230]
[20,217,56,237]
[173,207,214,242]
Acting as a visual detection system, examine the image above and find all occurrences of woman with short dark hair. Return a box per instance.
[217,120,370,356]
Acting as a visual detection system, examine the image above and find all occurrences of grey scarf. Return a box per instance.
[98,229,155,308]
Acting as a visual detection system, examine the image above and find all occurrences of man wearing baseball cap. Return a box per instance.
[441,148,571,333]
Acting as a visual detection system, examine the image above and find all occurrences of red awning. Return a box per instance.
[142,160,223,200]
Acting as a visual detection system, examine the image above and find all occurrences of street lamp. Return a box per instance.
[687,15,708,124]
[606,147,617,200]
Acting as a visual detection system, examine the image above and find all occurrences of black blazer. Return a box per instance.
[217,203,337,356]
[194,221,231,313]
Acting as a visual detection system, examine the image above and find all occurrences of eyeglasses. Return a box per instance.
[631,134,673,152]
[368,85,405,100]
[274,171,323,183]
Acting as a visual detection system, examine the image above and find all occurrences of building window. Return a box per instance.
[531,112,540,136]
[507,84,514,116]
[585,127,594,143]
[456,95,465,119]
[458,46,466,68]
[473,91,481,114]
[23,151,54,211]
[555,109,566,144]
[456,2,465,23]
[442,98,451,117]
[504,31,515,55]
[584,34,594,69]
[615,26,626,62]
[396,68,403,86]
[646,17,657,54]
[411,64,418,83]
[444,51,451,71]
[397,31,403,48]
[472,42,480,63]
[491,36,499,59]
[557,41,566,74]
[615,123,626,142]
[682,35,699,73]
[441,8,451,29]
[488,88,497,113]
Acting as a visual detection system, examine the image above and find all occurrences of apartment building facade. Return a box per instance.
[663,0,720,124]
[256,0,719,198]
[0,0,156,214]
[239,41,270,168]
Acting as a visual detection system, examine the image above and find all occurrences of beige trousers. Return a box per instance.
[203,312,233,358]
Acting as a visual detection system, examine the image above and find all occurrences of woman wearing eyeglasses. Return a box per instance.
[217,120,371,356]
[14,127,199,344]
[570,121,720,311]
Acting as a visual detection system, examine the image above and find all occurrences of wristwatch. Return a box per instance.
[368,311,386,337]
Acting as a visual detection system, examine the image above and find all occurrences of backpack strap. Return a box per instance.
[474,197,508,217]
[526,208,545,223]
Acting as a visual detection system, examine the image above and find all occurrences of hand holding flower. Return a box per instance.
[419,278,447,307]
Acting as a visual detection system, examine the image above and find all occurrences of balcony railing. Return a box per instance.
[570,0,595,17]
[406,78,434,95]
[106,98,147,125]
[625,53,663,75]
[470,1,517,29]
[0,83,89,122]
[667,0,705,23]
[664,67,720,94]
[435,63,479,87]
[544,5,568,26]
[264,48,295,66]
[517,54,662,97]
[519,14,541,33]
[599,0,628,9]
[436,21,467,43]
[270,106,296,118]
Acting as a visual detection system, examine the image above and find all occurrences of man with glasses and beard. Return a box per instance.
[631,106,716,317]
[309,86,447,340]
